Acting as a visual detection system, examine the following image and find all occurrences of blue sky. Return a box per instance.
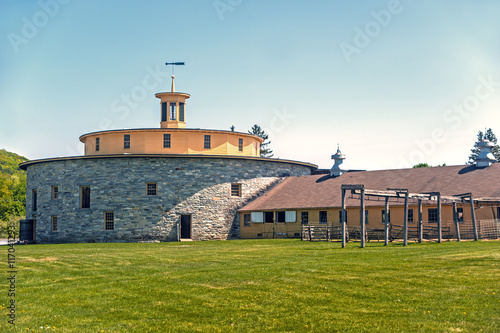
[1,0,499,170]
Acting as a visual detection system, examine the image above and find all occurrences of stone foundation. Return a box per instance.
[23,155,314,243]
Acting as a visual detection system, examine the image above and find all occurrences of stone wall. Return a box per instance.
[25,156,313,243]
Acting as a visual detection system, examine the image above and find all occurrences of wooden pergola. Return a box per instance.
[340,184,500,248]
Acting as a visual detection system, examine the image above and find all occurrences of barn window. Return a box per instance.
[80,186,90,209]
[276,211,285,223]
[179,103,185,122]
[51,216,58,232]
[265,212,274,223]
[162,102,167,122]
[319,211,327,224]
[95,137,100,152]
[457,207,464,222]
[51,186,59,200]
[231,183,241,197]
[301,212,309,225]
[124,134,131,149]
[32,189,37,212]
[146,183,157,196]
[428,208,438,223]
[251,212,263,223]
[204,135,211,149]
[243,214,251,226]
[104,212,115,231]
[170,103,177,120]
[163,133,171,148]
[381,210,390,224]
[238,138,243,152]
[285,211,296,222]
[408,209,414,223]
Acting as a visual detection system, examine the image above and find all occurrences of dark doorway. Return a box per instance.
[19,219,34,242]
[265,212,274,223]
[180,215,191,239]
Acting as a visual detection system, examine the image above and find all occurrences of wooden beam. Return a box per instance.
[470,194,479,241]
[341,188,347,248]
[453,202,460,242]
[360,189,366,249]
[384,197,390,246]
[403,192,409,246]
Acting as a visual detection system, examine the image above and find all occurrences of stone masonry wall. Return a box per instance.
[25,156,312,243]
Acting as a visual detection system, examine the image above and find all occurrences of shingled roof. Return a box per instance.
[239,163,500,211]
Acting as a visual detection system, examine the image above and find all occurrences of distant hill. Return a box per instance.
[0,149,28,225]
[0,149,28,176]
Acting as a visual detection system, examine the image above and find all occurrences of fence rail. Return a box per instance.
[301,219,500,243]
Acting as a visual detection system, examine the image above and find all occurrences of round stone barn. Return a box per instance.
[20,76,316,243]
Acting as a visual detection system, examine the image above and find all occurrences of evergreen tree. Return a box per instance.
[248,124,273,157]
[468,128,500,164]
[412,163,430,168]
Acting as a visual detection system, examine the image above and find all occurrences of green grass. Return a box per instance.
[2,240,499,332]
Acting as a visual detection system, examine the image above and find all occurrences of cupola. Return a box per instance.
[330,144,348,177]
[475,136,497,168]
[155,75,190,129]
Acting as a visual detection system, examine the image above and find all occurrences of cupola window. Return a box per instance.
[170,103,177,120]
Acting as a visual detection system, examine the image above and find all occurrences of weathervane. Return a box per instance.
[165,61,185,75]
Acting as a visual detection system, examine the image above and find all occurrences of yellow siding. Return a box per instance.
[81,130,263,157]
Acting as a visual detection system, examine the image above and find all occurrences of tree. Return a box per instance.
[413,163,430,168]
[248,124,273,158]
[468,128,500,164]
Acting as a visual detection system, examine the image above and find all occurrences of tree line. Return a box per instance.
[0,149,27,237]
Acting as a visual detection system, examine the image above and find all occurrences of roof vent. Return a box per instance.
[475,135,496,168]
[330,144,348,177]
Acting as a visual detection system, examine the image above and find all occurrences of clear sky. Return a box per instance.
[1,0,499,170]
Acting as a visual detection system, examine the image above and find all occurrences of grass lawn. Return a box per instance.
[2,239,499,332]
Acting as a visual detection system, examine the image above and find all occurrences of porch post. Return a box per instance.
[341,188,347,248]
[418,199,423,243]
[469,194,478,241]
[384,197,390,246]
[360,189,366,248]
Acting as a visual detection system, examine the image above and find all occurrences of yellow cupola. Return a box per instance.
[155,75,190,129]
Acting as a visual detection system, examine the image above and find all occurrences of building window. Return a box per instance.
[364,210,369,224]
[80,186,90,209]
[301,212,309,225]
[204,135,211,149]
[457,207,464,222]
[339,210,347,224]
[162,102,167,122]
[51,216,58,232]
[179,103,185,122]
[231,183,241,197]
[163,134,171,148]
[104,212,114,231]
[497,207,500,222]
[170,103,177,120]
[319,211,327,224]
[251,212,264,223]
[276,211,286,223]
[238,138,243,152]
[146,183,157,196]
[243,214,251,226]
[51,186,58,200]
[285,211,296,222]
[96,137,100,152]
[32,189,37,212]
[428,208,438,223]
[124,134,130,149]
[265,212,274,223]
[408,209,414,224]
[381,210,391,223]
